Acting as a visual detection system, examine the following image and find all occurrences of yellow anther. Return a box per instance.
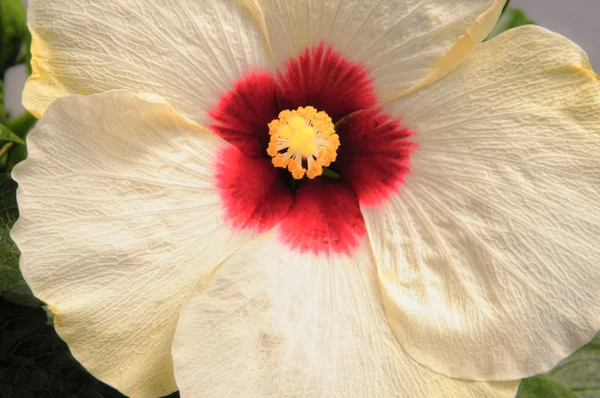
[289,116,306,131]
[267,106,339,179]
[279,125,293,139]
[301,142,317,157]
[272,155,288,168]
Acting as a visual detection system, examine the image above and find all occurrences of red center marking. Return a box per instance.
[215,146,293,233]
[333,108,417,207]
[278,179,366,256]
[211,43,415,255]
[276,43,377,122]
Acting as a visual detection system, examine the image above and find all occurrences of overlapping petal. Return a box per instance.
[172,235,518,397]
[11,91,265,397]
[255,0,505,101]
[363,26,600,381]
[24,0,271,122]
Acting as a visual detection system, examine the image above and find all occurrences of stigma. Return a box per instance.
[267,106,340,179]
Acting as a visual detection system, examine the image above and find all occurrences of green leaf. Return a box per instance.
[517,332,600,398]
[16,27,32,75]
[4,112,36,171]
[0,297,181,397]
[0,297,127,397]
[0,123,25,145]
[5,138,27,171]
[1,284,40,307]
[0,172,22,292]
[518,376,579,398]
[487,8,535,41]
[0,0,27,76]
[0,81,9,124]
[5,110,36,138]
[0,122,25,169]
[546,335,600,397]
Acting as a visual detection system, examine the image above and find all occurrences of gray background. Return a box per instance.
[4,0,599,117]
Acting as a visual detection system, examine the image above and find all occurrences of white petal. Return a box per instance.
[172,235,518,397]
[364,26,600,381]
[258,0,504,101]
[24,0,271,121]
[11,91,260,397]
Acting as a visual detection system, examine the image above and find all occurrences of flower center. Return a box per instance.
[267,106,340,179]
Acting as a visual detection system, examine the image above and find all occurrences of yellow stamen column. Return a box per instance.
[267,106,340,179]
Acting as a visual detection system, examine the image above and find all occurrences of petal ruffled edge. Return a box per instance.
[367,25,600,381]
[23,0,273,123]
[12,90,264,396]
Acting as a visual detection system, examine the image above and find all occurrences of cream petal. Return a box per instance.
[172,235,518,397]
[24,0,271,121]
[364,26,600,381]
[256,0,504,101]
[11,91,261,397]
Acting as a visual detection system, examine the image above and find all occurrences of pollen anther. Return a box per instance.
[267,106,339,179]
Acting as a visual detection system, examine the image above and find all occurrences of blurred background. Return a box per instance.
[4,0,600,117]
[513,0,599,67]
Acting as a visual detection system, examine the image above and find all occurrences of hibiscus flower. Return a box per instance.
[12,0,600,397]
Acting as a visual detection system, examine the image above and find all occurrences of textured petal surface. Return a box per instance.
[258,0,505,101]
[24,0,271,121]
[11,91,261,397]
[365,26,600,381]
[171,235,519,397]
